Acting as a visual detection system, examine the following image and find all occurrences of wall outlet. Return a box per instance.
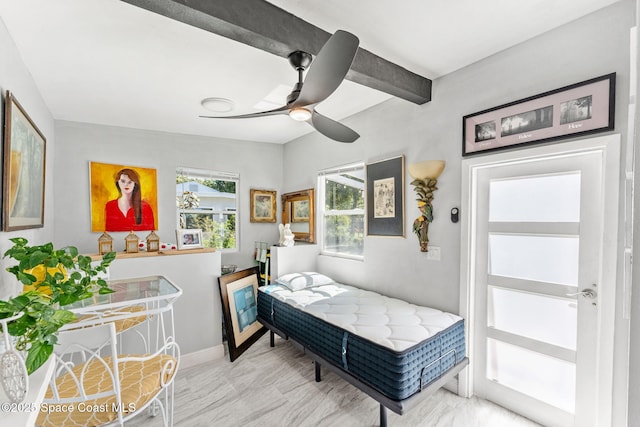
[427,246,441,261]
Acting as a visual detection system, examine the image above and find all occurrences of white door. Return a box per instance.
[465,139,618,427]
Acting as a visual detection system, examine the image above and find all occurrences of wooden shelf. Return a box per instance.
[89,247,216,261]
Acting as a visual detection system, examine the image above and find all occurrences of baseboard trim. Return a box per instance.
[180,344,225,369]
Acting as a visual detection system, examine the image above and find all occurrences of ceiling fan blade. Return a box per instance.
[200,105,289,119]
[310,110,359,143]
[294,30,359,107]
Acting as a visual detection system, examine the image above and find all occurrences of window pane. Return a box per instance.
[325,176,365,210]
[323,215,364,256]
[488,234,579,285]
[487,338,575,413]
[320,166,365,258]
[176,170,237,250]
[489,286,577,350]
[183,212,236,250]
[489,173,581,222]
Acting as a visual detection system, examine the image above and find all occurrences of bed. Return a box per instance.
[256,272,468,426]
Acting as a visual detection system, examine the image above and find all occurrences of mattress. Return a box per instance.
[257,282,465,401]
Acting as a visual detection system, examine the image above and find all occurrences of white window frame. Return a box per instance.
[176,166,239,253]
[317,162,365,260]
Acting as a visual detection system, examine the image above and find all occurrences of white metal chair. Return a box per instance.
[35,321,179,427]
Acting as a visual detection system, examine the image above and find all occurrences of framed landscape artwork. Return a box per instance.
[250,189,277,223]
[463,73,615,156]
[218,267,266,362]
[2,91,46,231]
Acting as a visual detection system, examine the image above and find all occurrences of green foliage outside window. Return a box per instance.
[323,175,365,256]
[177,175,237,250]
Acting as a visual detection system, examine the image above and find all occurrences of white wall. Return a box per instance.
[283,1,635,425]
[0,18,55,300]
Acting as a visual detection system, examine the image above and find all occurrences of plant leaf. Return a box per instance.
[25,341,53,375]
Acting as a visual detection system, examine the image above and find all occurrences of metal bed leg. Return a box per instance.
[270,330,275,347]
[315,361,322,382]
[380,404,387,427]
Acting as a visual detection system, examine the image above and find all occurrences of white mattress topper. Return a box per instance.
[260,283,463,352]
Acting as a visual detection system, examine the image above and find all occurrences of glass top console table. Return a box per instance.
[62,275,183,355]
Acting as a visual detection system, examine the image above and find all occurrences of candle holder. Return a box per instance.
[98,231,114,255]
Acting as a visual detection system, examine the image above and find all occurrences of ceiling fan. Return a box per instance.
[200,30,360,143]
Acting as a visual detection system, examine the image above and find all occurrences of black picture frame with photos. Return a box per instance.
[462,73,615,156]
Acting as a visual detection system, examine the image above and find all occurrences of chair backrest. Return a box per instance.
[45,322,122,412]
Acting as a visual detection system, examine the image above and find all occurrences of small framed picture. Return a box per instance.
[176,228,203,250]
[250,189,277,223]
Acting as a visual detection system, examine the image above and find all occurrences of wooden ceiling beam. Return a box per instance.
[121,0,432,104]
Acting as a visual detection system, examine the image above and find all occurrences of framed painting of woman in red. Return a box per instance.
[90,162,158,232]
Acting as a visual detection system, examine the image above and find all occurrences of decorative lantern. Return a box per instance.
[125,231,140,253]
[146,230,160,252]
[98,232,114,255]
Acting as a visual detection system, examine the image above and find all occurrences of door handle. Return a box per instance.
[566,289,597,299]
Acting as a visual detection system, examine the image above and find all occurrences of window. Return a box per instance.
[318,163,365,258]
[176,167,238,251]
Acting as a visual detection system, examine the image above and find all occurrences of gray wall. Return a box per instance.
[283,1,635,425]
[53,121,283,267]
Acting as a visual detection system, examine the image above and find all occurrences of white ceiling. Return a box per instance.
[0,0,622,144]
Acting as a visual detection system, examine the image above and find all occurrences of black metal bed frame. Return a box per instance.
[260,320,469,427]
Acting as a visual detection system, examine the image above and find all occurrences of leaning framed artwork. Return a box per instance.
[89,161,158,232]
[218,266,266,362]
[250,188,277,223]
[2,91,46,231]
[366,155,405,237]
[462,73,615,156]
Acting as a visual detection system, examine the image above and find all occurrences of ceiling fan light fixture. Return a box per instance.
[201,97,235,113]
[289,107,312,121]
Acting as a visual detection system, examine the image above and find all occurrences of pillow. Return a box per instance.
[275,272,334,291]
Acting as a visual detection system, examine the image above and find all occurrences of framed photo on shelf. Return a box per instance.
[462,73,615,156]
[366,155,405,237]
[2,90,46,231]
[250,189,277,223]
[176,228,203,250]
[218,266,266,362]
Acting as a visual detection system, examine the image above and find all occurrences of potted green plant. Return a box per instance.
[0,237,116,374]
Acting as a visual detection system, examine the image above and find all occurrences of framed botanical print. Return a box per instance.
[250,188,277,223]
[366,155,405,237]
[2,91,46,231]
[218,266,267,362]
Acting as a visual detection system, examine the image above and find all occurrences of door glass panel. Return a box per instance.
[488,234,579,285]
[487,338,575,413]
[489,173,581,222]
[488,286,577,349]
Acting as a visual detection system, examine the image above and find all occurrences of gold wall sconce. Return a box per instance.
[408,160,445,252]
